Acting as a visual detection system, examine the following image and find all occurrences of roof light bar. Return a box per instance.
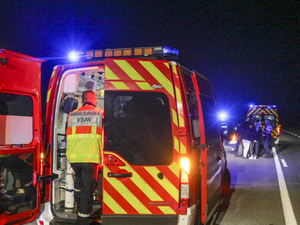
[250,105,277,109]
[67,46,179,62]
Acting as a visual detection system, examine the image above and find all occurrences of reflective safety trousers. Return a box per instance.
[66,105,103,164]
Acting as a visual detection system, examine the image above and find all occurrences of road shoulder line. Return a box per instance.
[272,147,297,225]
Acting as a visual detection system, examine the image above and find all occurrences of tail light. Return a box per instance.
[181,158,190,175]
[40,152,44,175]
[231,134,236,141]
[276,125,281,134]
[177,158,190,214]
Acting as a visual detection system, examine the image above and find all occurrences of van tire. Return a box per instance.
[221,168,231,196]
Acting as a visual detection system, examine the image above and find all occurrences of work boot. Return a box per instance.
[73,201,79,214]
[265,154,272,159]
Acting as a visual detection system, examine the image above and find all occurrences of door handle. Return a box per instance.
[108,172,132,178]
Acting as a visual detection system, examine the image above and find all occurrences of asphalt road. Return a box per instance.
[211,129,300,225]
[25,122,300,225]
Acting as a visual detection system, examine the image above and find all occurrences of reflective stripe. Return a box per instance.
[67,133,102,139]
[168,161,179,178]
[144,167,179,202]
[158,206,176,214]
[50,67,56,78]
[174,136,179,153]
[105,65,120,80]
[67,127,102,136]
[180,141,186,154]
[172,109,178,126]
[74,188,81,192]
[103,189,127,214]
[114,60,145,81]
[46,88,51,103]
[104,166,152,214]
[111,81,130,89]
[135,82,153,90]
[78,212,91,218]
[139,61,175,98]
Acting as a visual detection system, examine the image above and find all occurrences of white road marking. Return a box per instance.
[283,130,300,138]
[281,159,288,167]
[272,147,297,225]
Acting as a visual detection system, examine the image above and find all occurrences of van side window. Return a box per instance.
[195,74,220,147]
[182,72,220,147]
[104,91,173,165]
[0,93,33,145]
[0,93,32,116]
[199,96,220,147]
[182,74,200,139]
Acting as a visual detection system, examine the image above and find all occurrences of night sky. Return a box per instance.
[1,1,299,123]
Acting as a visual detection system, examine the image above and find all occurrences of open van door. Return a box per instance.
[191,70,223,224]
[102,58,180,224]
[0,50,44,224]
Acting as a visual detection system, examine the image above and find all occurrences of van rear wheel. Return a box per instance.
[221,168,231,196]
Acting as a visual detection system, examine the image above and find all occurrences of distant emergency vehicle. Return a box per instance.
[0,46,230,225]
[246,105,281,145]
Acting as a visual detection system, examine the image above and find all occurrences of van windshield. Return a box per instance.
[104,91,173,165]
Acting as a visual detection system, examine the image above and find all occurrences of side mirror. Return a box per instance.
[61,97,79,114]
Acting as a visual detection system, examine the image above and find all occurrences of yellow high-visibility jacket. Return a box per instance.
[66,104,103,164]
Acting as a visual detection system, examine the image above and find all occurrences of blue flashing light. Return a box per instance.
[162,46,179,59]
[219,112,228,121]
[68,51,79,62]
[163,46,179,55]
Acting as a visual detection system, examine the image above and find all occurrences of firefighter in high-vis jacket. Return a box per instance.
[66,91,103,225]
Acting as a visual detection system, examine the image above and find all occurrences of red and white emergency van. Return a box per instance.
[0,46,230,225]
[246,104,281,145]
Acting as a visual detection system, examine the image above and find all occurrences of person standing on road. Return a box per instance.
[263,119,273,158]
[234,123,244,157]
[66,91,103,225]
[240,122,254,159]
[251,120,262,159]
